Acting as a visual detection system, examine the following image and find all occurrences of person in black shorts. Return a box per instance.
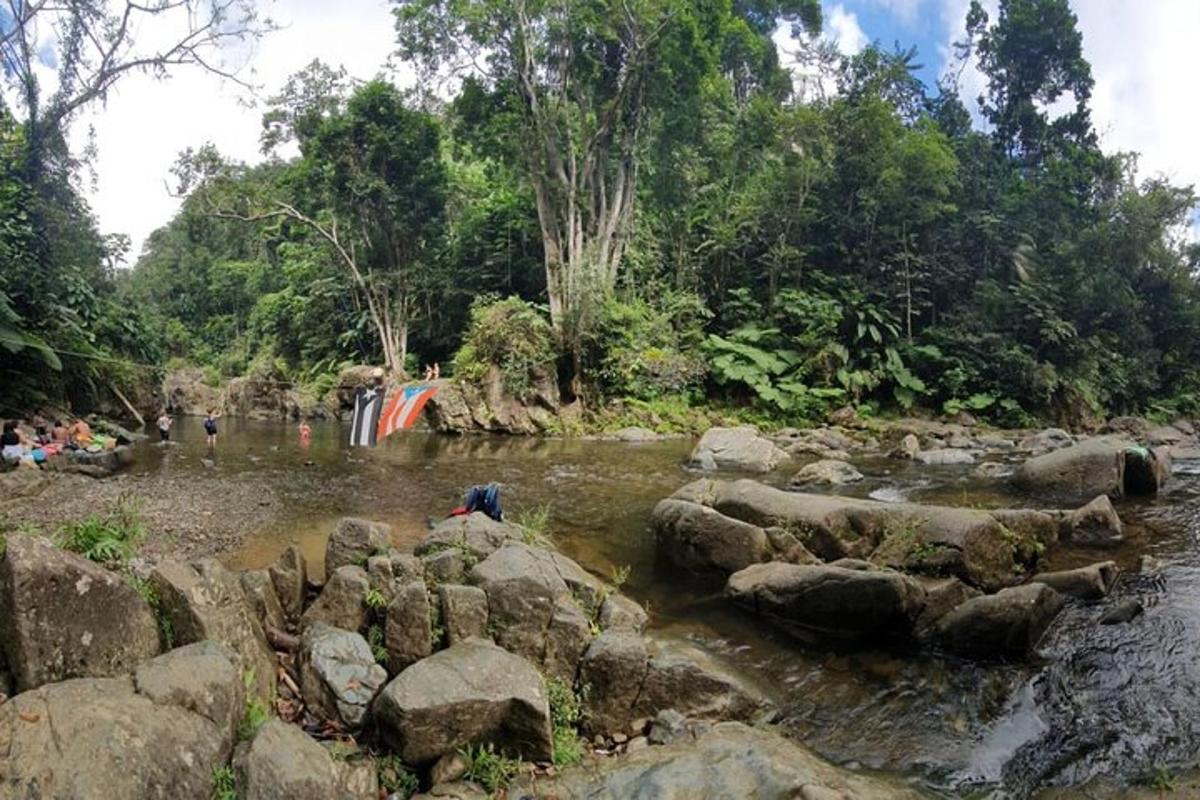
[203,409,219,447]
[156,411,173,442]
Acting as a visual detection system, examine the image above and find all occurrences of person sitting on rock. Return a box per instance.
[51,420,70,446]
[30,414,49,444]
[1,420,26,463]
[69,418,93,448]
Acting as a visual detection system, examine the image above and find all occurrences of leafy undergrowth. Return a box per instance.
[54,492,145,567]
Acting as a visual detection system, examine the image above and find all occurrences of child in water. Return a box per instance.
[298,420,311,446]
[203,409,220,447]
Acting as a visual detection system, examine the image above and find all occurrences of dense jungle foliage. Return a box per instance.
[3,0,1199,427]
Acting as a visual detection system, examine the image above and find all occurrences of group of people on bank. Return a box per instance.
[1,415,108,465]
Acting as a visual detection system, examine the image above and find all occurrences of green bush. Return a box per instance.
[459,742,520,792]
[585,294,709,400]
[56,494,146,567]
[545,676,586,767]
[453,295,557,398]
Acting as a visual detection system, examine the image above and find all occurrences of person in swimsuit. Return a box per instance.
[203,409,219,447]
[298,420,311,446]
[30,414,49,444]
[51,420,69,445]
[157,411,173,442]
[70,418,93,447]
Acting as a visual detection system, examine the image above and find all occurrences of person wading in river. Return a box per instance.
[203,409,220,447]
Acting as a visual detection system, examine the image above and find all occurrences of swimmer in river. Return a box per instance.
[299,420,311,446]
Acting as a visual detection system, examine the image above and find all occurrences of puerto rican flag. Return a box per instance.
[375,384,440,443]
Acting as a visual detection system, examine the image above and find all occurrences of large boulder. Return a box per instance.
[134,641,244,753]
[326,517,393,575]
[0,655,239,798]
[931,583,1065,658]
[150,558,276,702]
[726,562,927,641]
[687,426,790,473]
[233,719,341,799]
[1030,561,1119,600]
[163,367,222,416]
[0,535,160,693]
[651,498,772,576]
[424,372,562,435]
[511,721,928,800]
[299,623,388,729]
[372,639,553,764]
[301,565,370,633]
[1059,495,1125,546]
[1012,437,1168,502]
[386,580,434,673]
[670,479,1039,591]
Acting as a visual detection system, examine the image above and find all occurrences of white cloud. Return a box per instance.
[827,4,871,55]
[870,0,926,27]
[940,0,1200,236]
[67,0,402,261]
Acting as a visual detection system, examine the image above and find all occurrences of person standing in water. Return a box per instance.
[298,420,311,446]
[203,409,220,447]
[156,410,173,442]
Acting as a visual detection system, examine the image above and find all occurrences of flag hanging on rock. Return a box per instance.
[349,386,385,447]
[377,384,439,442]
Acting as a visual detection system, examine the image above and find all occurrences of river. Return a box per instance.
[124,416,1200,798]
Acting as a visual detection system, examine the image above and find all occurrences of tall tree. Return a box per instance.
[393,0,821,391]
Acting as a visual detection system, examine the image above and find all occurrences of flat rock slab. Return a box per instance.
[299,623,388,728]
[0,535,160,692]
[511,721,929,799]
[234,719,340,800]
[0,644,244,798]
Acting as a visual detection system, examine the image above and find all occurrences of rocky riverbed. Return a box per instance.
[3,411,1200,797]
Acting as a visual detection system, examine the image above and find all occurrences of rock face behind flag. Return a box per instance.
[424,372,562,435]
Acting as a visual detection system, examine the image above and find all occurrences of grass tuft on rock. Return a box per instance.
[376,754,419,798]
[545,676,586,768]
[56,492,145,567]
[210,765,236,800]
[459,742,520,793]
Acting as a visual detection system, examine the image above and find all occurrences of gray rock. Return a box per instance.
[599,593,649,633]
[301,565,370,633]
[789,459,864,486]
[1017,428,1074,454]
[241,568,287,632]
[913,577,982,635]
[973,461,1012,479]
[299,623,388,728]
[511,721,927,800]
[976,434,1015,450]
[268,545,308,621]
[1061,495,1125,546]
[612,426,664,443]
[1031,561,1119,600]
[424,548,468,583]
[890,433,920,460]
[0,676,229,797]
[915,448,976,466]
[648,708,689,745]
[578,631,650,736]
[1013,437,1169,502]
[417,512,525,562]
[372,639,553,764]
[440,583,490,644]
[1100,598,1144,625]
[651,498,771,576]
[234,719,340,799]
[134,641,244,752]
[0,535,160,692]
[468,543,601,669]
[726,562,927,640]
[326,517,393,575]
[386,580,433,673]
[933,584,1065,657]
[543,597,592,682]
[150,558,275,702]
[688,426,790,473]
[418,782,490,800]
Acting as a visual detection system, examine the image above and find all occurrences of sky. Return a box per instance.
[35,0,1200,258]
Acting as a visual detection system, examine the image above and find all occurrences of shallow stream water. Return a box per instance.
[131,417,1200,798]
